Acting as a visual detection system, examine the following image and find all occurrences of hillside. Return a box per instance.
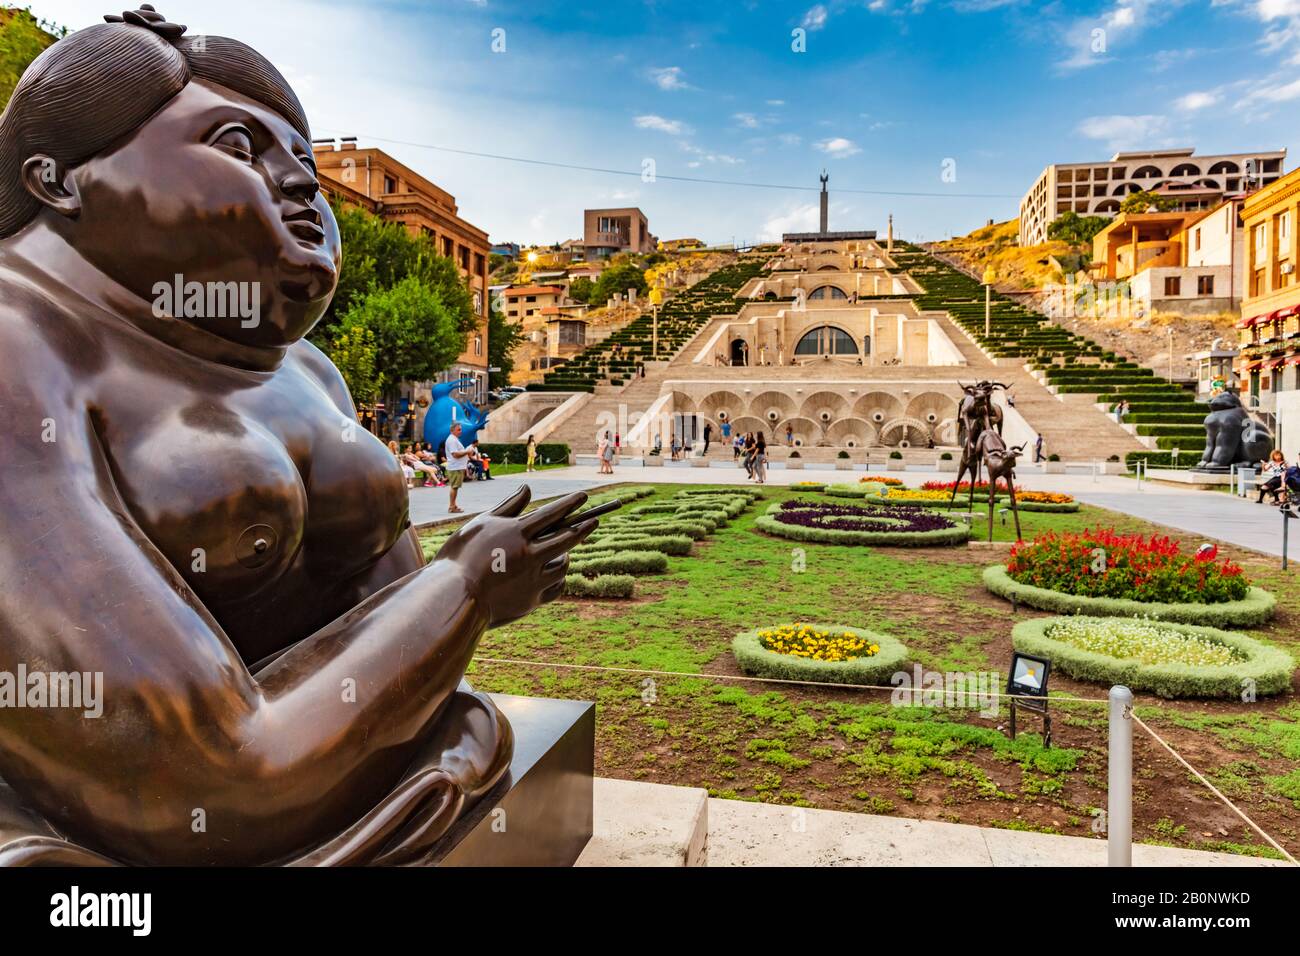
[935,219,1082,290]
[0,7,62,108]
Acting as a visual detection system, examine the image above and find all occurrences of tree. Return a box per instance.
[327,324,383,407]
[1046,211,1110,245]
[0,8,63,109]
[316,197,477,348]
[590,262,648,307]
[336,275,468,438]
[487,305,522,390]
[1119,191,1178,215]
[567,276,594,304]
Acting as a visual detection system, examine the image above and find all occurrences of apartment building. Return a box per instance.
[583,207,657,258]
[313,139,492,405]
[1235,167,1300,431]
[1018,148,1286,247]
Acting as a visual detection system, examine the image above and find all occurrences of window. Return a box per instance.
[1194,228,1201,252]
[1197,275,1214,295]
[794,326,857,355]
[1164,276,1182,296]
[473,335,483,356]
[808,286,848,300]
[383,175,396,193]
[1252,268,1266,297]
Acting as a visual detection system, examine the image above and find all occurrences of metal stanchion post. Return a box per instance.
[1108,685,1133,867]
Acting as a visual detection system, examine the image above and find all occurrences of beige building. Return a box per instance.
[1018,147,1286,247]
[1235,167,1300,423]
[583,207,657,258]
[314,139,492,404]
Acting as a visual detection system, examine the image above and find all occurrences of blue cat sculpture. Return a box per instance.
[423,376,490,452]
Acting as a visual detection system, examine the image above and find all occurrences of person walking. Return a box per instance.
[597,431,611,475]
[720,418,732,443]
[742,432,756,478]
[1034,433,1045,463]
[733,433,743,461]
[703,422,712,455]
[753,431,768,484]
[602,430,616,474]
[525,434,537,472]
[670,434,681,461]
[784,424,794,446]
[443,423,470,513]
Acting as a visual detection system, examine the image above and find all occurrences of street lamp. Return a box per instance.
[649,286,664,360]
[982,265,997,338]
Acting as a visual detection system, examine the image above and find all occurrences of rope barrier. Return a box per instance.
[1131,712,1297,866]
[472,654,1111,702]
[474,654,1299,863]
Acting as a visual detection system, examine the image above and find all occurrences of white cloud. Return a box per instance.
[801,4,829,30]
[635,114,689,135]
[779,132,803,146]
[1076,113,1170,149]
[734,112,761,129]
[814,136,861,158]
[648,66,689,91]
[1058,1,1176,71]
[1174,90,1220,110]
[759,203,820,241]
[766,99,786,106]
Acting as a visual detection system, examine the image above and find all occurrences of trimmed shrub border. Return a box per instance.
[823,483,880,499]
[732,624,910,686]
[1011,616,1293,699]
[564,573,636,598]
[863,493,1081,514]
[983,565,1277,627]
[756,502,971,547]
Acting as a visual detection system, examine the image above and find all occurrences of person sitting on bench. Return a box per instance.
[1256,450,1286,504]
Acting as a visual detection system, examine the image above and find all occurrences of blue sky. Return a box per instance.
[31,0,1300,246]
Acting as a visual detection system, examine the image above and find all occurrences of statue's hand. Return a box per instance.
[434,488,596,627]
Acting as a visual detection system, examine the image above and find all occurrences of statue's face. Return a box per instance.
[64,79,340,348]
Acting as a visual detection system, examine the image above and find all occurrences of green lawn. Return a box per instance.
[420,483,1300,859]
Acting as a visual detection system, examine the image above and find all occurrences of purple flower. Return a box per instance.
[775,500,959,533]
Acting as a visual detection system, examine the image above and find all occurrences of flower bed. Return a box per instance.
[1012,616,1294,699]
[755,500,970,546]
[823,482,880,498]
[733,623,909,685]
[861,475,904,486]
[790,481,827,492]
[866,487,1080,513]
[984,567,1276,628]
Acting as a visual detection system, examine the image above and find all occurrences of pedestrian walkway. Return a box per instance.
[408,472,620,527]
[459,462,1297,560]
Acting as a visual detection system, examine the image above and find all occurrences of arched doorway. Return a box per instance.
[730,338,749,366]
[808,285,848,301]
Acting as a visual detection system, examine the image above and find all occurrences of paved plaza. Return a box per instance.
[413,461,1298,561]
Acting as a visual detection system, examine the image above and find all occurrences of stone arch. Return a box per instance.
[1169,163,1201,177]
[777,416,820,446]
[700,390,746,425]
[1132,165,1162,179]
[800,390,851,425]
[729,416,765,437]
[905,391,959,427]
[1208,160,1239,175]
[669,390,698,414]
[749,390,797,426]
[879,416,930,446]
[794,324,858,356]
[1094,199,1121,214]
[1193,178,1219,190]
[827,417,876,448]
[808,285,848,300]
[1112,182,1141,196]
[817,263,839,271]
[852,390,904,424]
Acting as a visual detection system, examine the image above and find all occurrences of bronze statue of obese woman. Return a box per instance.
[0,6,597,866]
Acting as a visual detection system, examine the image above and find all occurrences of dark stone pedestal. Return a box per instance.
[430,694,594,867]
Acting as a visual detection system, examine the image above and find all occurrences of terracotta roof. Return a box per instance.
[503,285,565,297]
